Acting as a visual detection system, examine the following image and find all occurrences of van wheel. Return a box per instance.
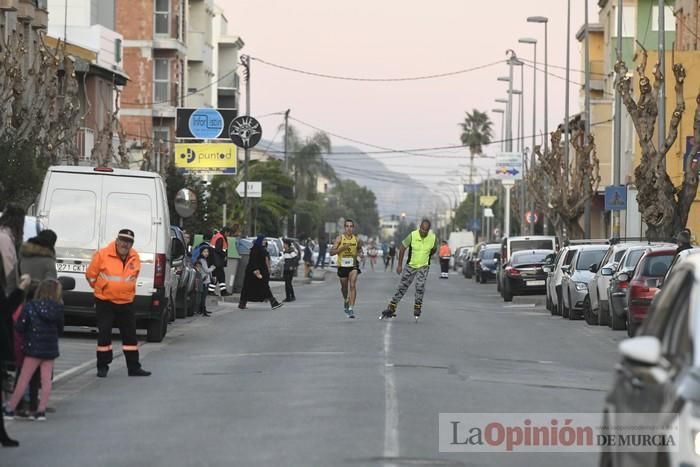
[147,314,166,343]
[175,289,188,319]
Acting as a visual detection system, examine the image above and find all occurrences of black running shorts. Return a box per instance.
[337,267,361,278]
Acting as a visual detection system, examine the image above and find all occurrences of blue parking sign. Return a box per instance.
[604,185,627,211]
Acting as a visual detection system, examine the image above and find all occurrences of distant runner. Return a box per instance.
[329,219,363,319]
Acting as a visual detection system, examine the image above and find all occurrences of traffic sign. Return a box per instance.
[229,116,262,149]
[484,208,494,218]
[495,152,523,181]
[463,183,480,193]
[236,181,262,198]
[604,185,627,211]
[469,219,481,232]
[176,108,237,139]
[480,195,497,207]
[525,211,539,224]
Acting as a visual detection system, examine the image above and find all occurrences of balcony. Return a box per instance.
[32,7,47,29]
[0,0,17,11]
[16,0,34,22]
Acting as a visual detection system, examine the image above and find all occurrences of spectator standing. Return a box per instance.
[0,204,24,289]
[3,279,64,422]
[283,239,298,302]
[315,239,327,268]
[303,240,313,278]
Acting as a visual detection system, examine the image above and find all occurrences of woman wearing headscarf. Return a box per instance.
[238,235,283,310]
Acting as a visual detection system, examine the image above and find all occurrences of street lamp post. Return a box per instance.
[492,108,505,152]
[519,37,537,234]
[527,16,548,154]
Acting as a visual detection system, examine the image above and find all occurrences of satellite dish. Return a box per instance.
[174,188,198,218]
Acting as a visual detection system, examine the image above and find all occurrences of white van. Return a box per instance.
[36,166,178,342]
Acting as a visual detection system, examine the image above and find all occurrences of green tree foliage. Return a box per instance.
[0,142,50,209]
[325,180,380,237]
[459,109,493,156]
[164,165,209,235]
[285,126,336,201]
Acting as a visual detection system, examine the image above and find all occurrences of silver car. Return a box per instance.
[544,246,579,316]
[560,245,608,320]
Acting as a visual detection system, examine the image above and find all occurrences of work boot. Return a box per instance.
[128,368,152,377]
[271,299,283,310]
[96,367,109,378]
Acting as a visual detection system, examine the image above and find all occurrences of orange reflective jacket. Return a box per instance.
[86,241,141,304]
[439,245,451,258]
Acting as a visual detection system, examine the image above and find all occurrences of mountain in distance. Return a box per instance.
[254,139,435,220]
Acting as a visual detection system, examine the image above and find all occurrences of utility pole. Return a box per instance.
[564,0,571,187]
[242,54,251,236]
[283,109,290,237]
[613,0,623,238]
[584,0,592,238]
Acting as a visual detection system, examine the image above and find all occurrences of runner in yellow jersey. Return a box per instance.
[330,219,363,318]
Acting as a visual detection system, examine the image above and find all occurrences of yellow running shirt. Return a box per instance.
[337,235,359,268]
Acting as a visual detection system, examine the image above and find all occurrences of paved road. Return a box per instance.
[3,267,624,467]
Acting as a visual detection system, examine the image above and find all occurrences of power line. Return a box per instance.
[122,68,238,106]
[250,56,504,82]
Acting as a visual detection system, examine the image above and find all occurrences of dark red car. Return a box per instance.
[625,246,676,336]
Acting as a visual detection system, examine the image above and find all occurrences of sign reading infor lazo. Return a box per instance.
[229,116,262,149]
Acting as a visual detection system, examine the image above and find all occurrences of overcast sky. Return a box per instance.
[222,1,597,203]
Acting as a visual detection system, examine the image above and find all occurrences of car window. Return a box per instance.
[658,272,693,368]
[613,249,626,262]
[512,251,551,265]
[481,249,498,260]
[576,250,606,270]
[624,249,645,269]
[563,249,577,265]
[642,271,692,339]
[511,239,555,253]
[641,254,674,277]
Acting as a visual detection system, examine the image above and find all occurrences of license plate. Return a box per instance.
[57,262,87,273]
[526,280,545,286]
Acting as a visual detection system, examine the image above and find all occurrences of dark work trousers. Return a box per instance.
[0,365,10,440]
[439,258,450,274]
[283,269,295,300]
[213,267,225,288]
[95,299,141,371]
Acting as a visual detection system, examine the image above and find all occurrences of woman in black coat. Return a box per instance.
[0,270,30,448]
[238,236,282,310]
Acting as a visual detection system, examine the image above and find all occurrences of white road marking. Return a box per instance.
[502,304,536,308]
[384,320,399,462]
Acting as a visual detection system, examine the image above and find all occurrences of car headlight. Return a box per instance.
[575,282,588,291]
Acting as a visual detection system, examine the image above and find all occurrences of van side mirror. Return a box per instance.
[171,238,185,260]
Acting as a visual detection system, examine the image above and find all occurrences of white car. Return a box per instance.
[545,246,579,315]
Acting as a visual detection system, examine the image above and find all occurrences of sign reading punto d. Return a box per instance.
[174,143,238,174]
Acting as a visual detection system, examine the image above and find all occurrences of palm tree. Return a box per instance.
[459,109,493,236]
[459,109,493,156]
[283,125,336,201]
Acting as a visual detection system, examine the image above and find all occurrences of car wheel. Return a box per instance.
[480,274,486,284]
[610,303,626,331]
[186,289,197,317]
[562,290,570,319]
[627,319,638,337]
[503,282,513,302]
[597,294,610,327]
[554,290,562,316]
[147,313,166,343]
[497,276,501,292]
[175,288,188,319]
[583,296,595,325]
[567,292,578,320]
[167,295,176,322]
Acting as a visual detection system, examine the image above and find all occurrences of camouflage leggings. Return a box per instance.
[390,266,430,306]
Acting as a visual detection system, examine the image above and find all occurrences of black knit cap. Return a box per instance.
[117,228,135,242]
[29,229,57,249]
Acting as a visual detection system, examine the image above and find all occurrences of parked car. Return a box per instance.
[473,243,500,283]
[497,236,558,295]
[170,226,197,319]
[600,254,698,467]
[662,247,700,285]
[544,246,578,316]
[36,166,173,342]
[625,246,676,337]
[461,246,476,278]
[606,246,647,330]
[501,249,553,302]
[560,245,608,321]
[586,242,643,326]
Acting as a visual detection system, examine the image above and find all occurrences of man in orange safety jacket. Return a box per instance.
[86,229,151,378]
[438,241,451,279]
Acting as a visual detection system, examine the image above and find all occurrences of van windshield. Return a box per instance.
[51,189,98,259]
